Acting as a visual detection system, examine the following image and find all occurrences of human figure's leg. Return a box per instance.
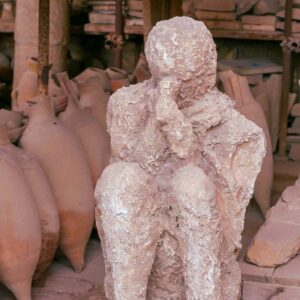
[95,162,161,300]
[171,165,222,300]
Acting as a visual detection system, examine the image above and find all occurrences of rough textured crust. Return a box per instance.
[95,17,265,300]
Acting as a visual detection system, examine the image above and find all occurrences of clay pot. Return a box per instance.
[74,67,112,94]
[0,125,60,287]
[219,70,273,215]
[0,109,22,129]
[235,85,273,216]
[76,76,110,129]
[18,150,60,287]
[134,53,151,83]
[105,67,130,92]
[11,57,39,112]
[20,97,95,273]
[59,92,110,187]
[0,109,23,142]
[48,78,69,114]
[0,144,41,300]
[13,0,69,90]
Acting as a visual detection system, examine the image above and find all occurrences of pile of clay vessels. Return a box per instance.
[0,64,128,300]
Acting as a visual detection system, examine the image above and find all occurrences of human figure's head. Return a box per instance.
[145,17,217,96]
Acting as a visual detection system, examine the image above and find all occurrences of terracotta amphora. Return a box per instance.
[219,70,273,216]
[0,142,41,300]
[58,85,110,187]
[0,108,22,129]
[75,76,110,129]
[0,123,60,287]
[74,67,112,94]
[11,57,39,112]
[133,53,151,83]
[20,97,95,272]
[105,67,130,92]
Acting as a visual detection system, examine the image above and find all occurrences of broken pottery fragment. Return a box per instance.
[219,70,273,216]
[0,142,41,300]
[95,17,265,300]
[247,174,300,267]
[20,97,94,273]
[0,118,60,287]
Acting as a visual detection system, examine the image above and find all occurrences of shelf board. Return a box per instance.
[210,29,286,41]
[84,24,299,41]
[84,23,143,35]
[0,21,83,34]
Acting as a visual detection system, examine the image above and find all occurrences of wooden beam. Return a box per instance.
[38,0,50,93]
[278,0,293,157]
[113,0,123,68]
[142,0,182,41]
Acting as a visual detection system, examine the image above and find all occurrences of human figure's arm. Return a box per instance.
[155,76,193,159]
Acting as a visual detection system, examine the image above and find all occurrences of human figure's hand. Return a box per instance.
[155,76,193,158]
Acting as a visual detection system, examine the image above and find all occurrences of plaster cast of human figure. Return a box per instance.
[95,17,265,300]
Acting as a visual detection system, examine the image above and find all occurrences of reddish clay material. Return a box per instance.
[13,0,69,90]
[105,67,130,92]
[59,90,110,187]
[219,70,273,216]
[0,143,41,300]
[11,58,39,112]
[0,109,24,143]
[0,125,60,287]
[20,97,94,273]
[74,68,112,94]
[19,152,60,287]
[247,174,300,267]
[0,109,22,129]
[134,53,151,83]
[75,76,110,130]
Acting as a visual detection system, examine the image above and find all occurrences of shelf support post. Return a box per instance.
[38,0,50,94]
[278,0,293,158]
[113,0,123,68]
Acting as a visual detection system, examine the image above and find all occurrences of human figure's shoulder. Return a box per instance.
[107,79,155,160]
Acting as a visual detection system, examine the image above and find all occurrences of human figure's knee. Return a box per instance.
[171,165,218,225]
[95,161,152,217]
